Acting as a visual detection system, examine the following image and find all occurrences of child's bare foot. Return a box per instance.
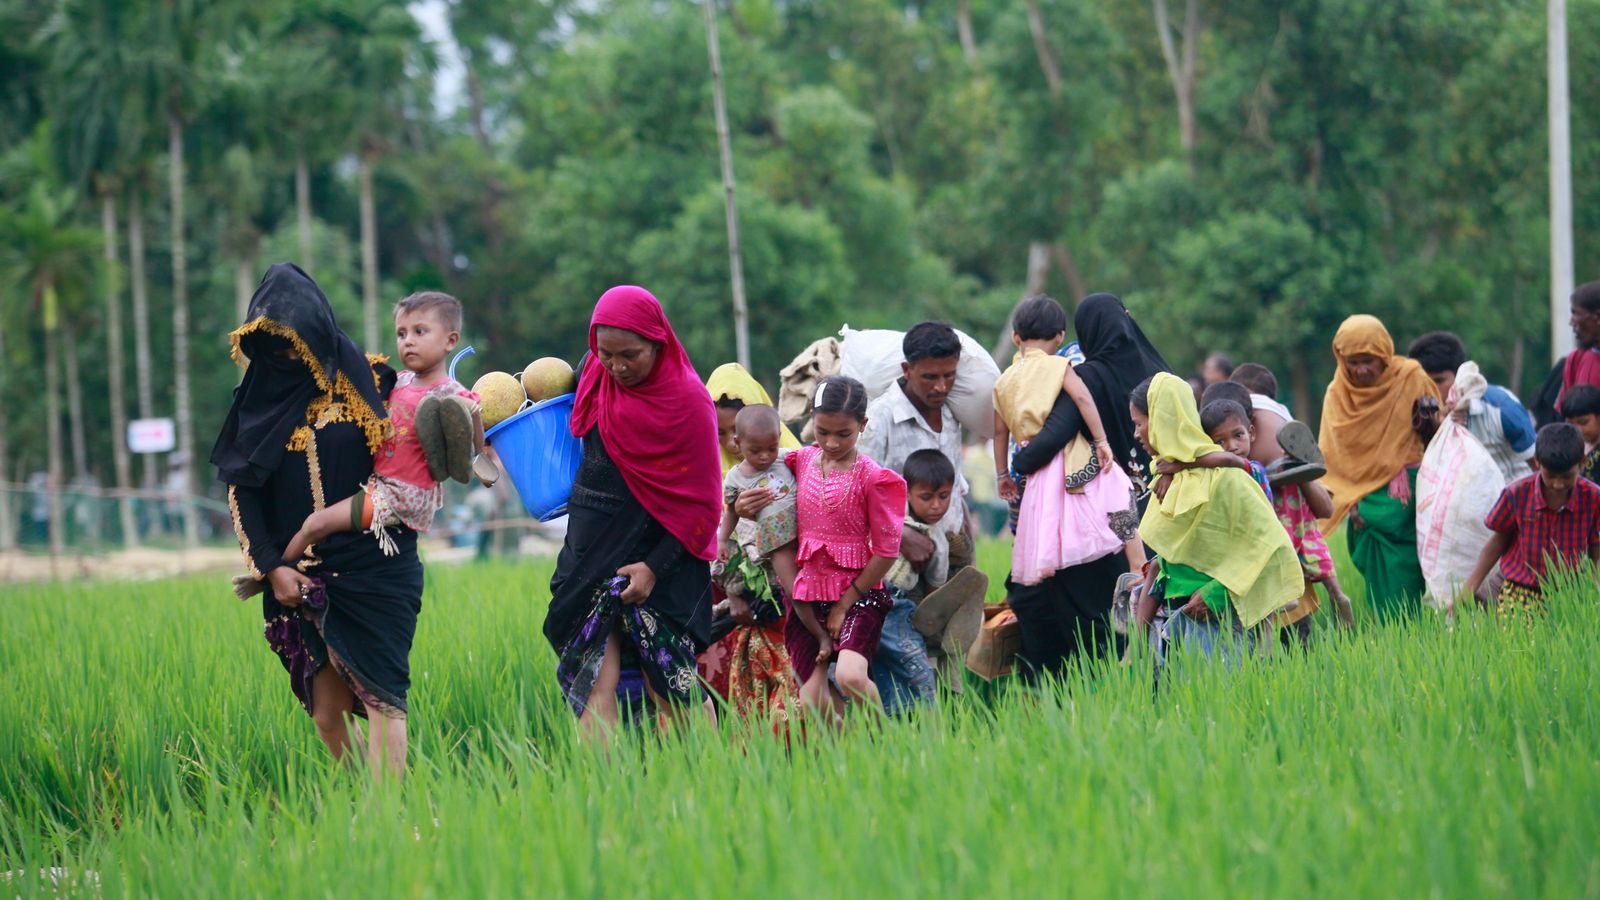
[232,573,265,601]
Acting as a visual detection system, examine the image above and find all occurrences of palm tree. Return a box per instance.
[0,178,100,572]
[140,0,229,548]
[242,19,341,273]
[315,0,431,350]
[41,0,155,548]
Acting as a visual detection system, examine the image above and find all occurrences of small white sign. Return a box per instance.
[128,418,176,454]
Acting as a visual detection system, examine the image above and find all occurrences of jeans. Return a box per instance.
[1150,604,1247,691]
[869,592,937,716]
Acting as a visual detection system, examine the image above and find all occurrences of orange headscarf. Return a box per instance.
[1318,315,1440,526]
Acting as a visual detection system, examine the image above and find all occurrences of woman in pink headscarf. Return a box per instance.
[546,286,723,740]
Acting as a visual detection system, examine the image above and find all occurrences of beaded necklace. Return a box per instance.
[815,450,865,512]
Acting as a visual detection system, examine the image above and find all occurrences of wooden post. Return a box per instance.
[702,0,751,371]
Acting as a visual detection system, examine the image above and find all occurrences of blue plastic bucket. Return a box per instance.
[485,392,582,521]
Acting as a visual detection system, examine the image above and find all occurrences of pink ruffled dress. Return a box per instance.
[1012,453,1133,585]
[787,445,907,602]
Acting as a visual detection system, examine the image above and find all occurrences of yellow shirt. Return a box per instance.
[993,348,1070,444]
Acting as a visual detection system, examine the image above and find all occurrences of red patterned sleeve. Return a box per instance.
[1484,482,1519,535]
[866,465,908,558]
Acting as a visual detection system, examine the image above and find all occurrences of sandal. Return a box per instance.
[1275,421,1324,466]
[1267,456,1328,487]
[436,395,476,484]
[414,395,450,483]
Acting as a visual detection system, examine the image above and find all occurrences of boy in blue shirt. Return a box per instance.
[1408,331,1536,484]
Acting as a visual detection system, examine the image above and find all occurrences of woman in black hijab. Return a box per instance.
[213,263,420,778]
[1007,293,1171,679]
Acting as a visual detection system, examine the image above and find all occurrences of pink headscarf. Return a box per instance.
[570,286,722,561]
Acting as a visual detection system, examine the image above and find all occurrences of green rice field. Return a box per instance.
[3,548,1598,897]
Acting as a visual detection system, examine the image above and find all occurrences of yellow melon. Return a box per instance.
[521,357,577,403]
[474,371,528,428]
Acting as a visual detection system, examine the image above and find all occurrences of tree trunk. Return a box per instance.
[1153,0,1201,164]
[957,0,978,66]
[702,0,751,370]
[1291,351,1313,432]
[992,243,1053,363]
[0,321,13,551]
[168,116,198,548]
[63,325,88,485]
[359,152,380,353]
[128,188,157,493]
[1049,242,1089,305]
[101,191,138,548]
[1026,0,1063,96]
[43,281,64,574]
[296,149,313,272]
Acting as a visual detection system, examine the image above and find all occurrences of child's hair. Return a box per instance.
[1230,363,1278,398]
[902,448,955,490]
[1012,294,1068,342]
[813,375,869,421]
[1560,384,1600,419]
[394,291,463,333]
[1200,380,1254,415]
[1130,376,1155,414]
[1406,331,1467,376]
[903,321,962,363]
[1205,352,1235,378]
[734,403,781,441]
[1535,422,1585,472]
[1200,399,1250,436]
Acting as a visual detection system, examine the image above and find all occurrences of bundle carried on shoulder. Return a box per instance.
[1416,362,1505,611]
[837,325,1001,438]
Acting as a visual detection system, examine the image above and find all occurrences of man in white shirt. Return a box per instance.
[858,322,979,714]
[858,322,970,563]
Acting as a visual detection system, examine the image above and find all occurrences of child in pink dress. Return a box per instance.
[783,375,907,717]
[994,295,1143,586]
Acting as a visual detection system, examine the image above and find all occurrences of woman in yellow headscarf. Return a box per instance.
[1318,315,1440,618]
[1130,372,1303,646]
[705,363,802,475]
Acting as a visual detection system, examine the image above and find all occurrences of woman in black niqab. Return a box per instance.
[1007,293,1172,681]
[215,263,419,778]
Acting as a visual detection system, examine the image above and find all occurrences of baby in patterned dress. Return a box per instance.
[717,404,800,601]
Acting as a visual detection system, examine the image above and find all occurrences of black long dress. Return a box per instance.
[545,429,712,710]
[229,418,424,716]
[1008,394,1129,678]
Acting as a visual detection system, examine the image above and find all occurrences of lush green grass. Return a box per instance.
[3,551,1599,897]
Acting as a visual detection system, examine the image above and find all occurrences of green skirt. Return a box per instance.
[1348,469,1424,619]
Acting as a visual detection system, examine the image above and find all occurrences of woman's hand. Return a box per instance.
[997,473,1020,503]
[732,487,776,520]
[1179,592,1213,621]
[1153,473,1173,501]
[267,566,313,606]
[616,562,657,604]
[728,594,757,626]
